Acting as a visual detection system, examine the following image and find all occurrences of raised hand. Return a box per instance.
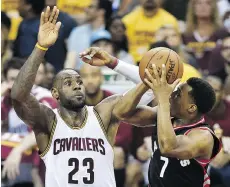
[38,6,61,48]
[144,64,181,100]
[79,47,116,66]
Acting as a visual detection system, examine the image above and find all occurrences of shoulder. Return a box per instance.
[122,6,142,25]
[157,9,177,21]
[186,127,214,144]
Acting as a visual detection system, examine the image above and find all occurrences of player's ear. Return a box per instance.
[188,104,197,113]
[51,87,59,100]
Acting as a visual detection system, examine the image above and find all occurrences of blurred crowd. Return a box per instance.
[1,0,230,187]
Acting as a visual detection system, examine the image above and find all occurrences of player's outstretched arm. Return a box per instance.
[80,47,141,84]
[11,6,61,130]
[80,47,154,104]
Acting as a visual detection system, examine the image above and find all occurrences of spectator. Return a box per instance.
[122,0,178,63]
[204,76,230,137]
[126,126,153,187]
[183,0,221,72]
[155,25,198,68]
[13,0,45,58]
[91,29,134,64]
[79,63,133,187]
[42,62,56,90]
[1,58,57,187]
[65,0,113,70]
[1,12,12,68]
[208,36,230,82]
[106,15,129,53]
[214,10,230,40]
[204,75,230,187]
[14,0,77,72]
[225,75,230,102]
[57,0,92,24]
[163,0,189,21]
[149,41,202,83]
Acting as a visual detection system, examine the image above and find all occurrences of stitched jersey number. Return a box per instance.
[68,158,94,184]
[160,156,169,178]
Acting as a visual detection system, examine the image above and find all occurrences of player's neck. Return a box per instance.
[59,106,87,127]
[175,114,203,126]
[24,12,38,20]
[86,89,104,106]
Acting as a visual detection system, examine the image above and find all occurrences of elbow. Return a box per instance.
[112,106,129,121]
[159,138,177,155]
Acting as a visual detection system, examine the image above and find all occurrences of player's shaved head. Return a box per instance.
[53,68,79,88]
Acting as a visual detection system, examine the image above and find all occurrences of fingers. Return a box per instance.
[161,64,167,84]
[55,21,62,32]
[144,78,153,89]
[79,48,92,58]
[52,7,59,24]
[48,6,56,22]
[79,47,99,58]
[44,6,50,23]
[40,12,45,25]
[152,64,160,83]
[145,69,156,85]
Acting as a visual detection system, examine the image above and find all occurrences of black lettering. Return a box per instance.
[66,138,72,151]
[79,138,83,151]
[86,138,92,151]
[53,139,60,155]
[82,138,86,151]
[91,139,99,152]
[60,139,65,152]
[72,137,78,151]
[98,139,105,155]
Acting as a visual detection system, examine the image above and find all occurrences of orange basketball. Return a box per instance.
[139,47,184,84]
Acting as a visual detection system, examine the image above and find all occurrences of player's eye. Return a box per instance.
[64,81,71,86]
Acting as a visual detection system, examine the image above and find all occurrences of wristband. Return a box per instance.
[36,43,48,51]
[107,58,118,69]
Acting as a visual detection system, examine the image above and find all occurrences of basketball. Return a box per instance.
[139,47,184,84]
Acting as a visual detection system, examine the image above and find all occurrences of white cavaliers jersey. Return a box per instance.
[41,106,116,187]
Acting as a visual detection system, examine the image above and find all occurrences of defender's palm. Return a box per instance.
[38,6,61,48]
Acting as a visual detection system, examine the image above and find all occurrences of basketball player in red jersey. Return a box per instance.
[81,48,221,187]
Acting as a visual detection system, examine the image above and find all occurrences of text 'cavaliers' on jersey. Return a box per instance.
[148,118,221,187]
[39,106,116,187]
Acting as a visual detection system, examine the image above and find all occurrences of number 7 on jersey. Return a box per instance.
[160,156,169,178]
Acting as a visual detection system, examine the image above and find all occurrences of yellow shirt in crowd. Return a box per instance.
[57,0,91,15]
[123,7,179,63]
[181,63,201,83]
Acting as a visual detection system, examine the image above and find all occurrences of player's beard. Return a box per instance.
[60,96,86,111]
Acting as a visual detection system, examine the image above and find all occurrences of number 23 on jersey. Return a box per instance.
[68,157,94,184]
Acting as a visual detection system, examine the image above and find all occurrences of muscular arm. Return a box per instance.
[157,100,213,159]
[163,129,214,160]
[11,48,54,132]
[113,83,157,126]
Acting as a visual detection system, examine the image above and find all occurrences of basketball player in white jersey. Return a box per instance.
[11,6,153,187]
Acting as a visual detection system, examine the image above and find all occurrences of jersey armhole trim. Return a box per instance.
[39,116,57,158]
[93,108,112,147]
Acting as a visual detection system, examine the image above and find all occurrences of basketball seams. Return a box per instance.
[175,53,180,82]
[144,48,166,79]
